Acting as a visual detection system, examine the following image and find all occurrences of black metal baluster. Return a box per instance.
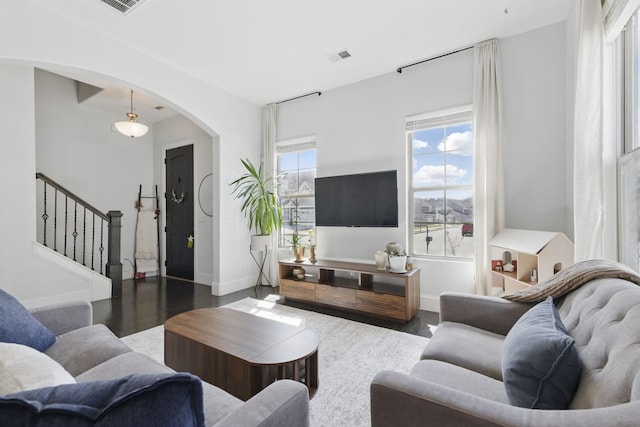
[99,220,105,274]
[53,189,58,252]
[91,213,96,271]
[82,206,87,266]
[64,196,68,256]
[72,202,78,261]
[42,182,48,247]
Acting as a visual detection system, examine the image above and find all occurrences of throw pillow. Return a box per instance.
[502,296,581,409]
[0,342,76,395]
[0,289,56,352]
[0,373,205,427]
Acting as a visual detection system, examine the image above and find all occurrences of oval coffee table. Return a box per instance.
[164,307,319,400]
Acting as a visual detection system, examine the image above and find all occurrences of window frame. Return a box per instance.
[275,136,317,249]
[407,106,474,260]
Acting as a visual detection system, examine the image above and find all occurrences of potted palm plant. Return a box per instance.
[230,158,283,251]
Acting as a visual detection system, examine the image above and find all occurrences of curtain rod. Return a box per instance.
[396,45,474,73]
[275,91,322,105]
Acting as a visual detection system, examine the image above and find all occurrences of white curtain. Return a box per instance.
[262,103,278,286]
[473,39,505,295]
[574,0,605,261]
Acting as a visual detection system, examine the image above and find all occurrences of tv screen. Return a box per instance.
[315,170,398,227]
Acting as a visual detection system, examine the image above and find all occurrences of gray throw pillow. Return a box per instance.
[502,296,581,409]
[0,373,205,427]
[0,289,56,352]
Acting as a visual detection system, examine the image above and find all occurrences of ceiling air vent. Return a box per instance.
[326,49,352,63]
[100,0,146,14]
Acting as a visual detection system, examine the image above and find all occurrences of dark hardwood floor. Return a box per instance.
[92,276,439,339]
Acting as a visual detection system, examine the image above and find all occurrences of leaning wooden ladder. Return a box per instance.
[134,184,161,279]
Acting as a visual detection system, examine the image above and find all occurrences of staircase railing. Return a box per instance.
[35,173,122,297]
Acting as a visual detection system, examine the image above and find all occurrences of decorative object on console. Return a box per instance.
[388,255,407,273]
[292,267,306,280]
[386,242,403,254]
[385,242,407,273]
[374,251,388,270]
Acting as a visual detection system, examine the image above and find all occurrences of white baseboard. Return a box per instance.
[22,289,91,310]
[211,275,254,296]
[420,294,440,313]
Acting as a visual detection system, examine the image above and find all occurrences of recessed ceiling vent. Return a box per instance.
[326,49,352,63]
[100,0,146,15]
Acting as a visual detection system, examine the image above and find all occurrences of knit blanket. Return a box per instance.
[502,259,640,303]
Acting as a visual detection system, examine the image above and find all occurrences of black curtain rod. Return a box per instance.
[275,91,322,105]
[397,46,474,73]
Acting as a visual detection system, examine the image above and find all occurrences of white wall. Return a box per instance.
[277,22,571,311]
[0,2,261,304]
[35,69,155,279]
[501,23,569,233]
[0,65,108,305]
[153,115,214,286]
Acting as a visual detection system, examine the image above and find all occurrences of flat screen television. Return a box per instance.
[314,170,398,227]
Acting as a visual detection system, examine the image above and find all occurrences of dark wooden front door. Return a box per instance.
[165,145,194,280]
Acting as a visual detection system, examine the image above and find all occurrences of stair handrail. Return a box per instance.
[35,172,122,297]
[36,172,109,220]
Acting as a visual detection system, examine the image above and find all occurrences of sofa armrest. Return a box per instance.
[29,300,93,335]
[371,370,640,427]
[439,292,531,336]
[215,380,309,427]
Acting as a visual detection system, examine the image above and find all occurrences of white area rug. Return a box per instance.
[121,297,431,427]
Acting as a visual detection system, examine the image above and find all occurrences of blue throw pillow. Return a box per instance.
[502,296,581,409]
[0,373,205,427]
[0,289,56,352]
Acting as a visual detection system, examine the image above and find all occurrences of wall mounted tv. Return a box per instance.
[314,170,398,227]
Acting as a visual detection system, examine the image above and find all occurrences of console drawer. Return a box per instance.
[316,284,356,309]
[356,290,406,321]
[281,279,315,302]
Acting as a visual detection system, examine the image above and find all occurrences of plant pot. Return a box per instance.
[250,235,272,252]
[293,245,305,262]
[388,255,407,273]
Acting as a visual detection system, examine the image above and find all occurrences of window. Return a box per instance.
[407,108,473,258]
[276,137,316,248]
[619,8,640,271]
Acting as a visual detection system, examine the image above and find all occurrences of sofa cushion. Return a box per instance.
[45,324,132,377]
[75,352,172,383]
[502,296,581,409]
[0,289,55,352]
[411,359,510,404]
[0,342,75,395]
[557,278,640,409]
[0,373,205,427]
[421,321,504,380]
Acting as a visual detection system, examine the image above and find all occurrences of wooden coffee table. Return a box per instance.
[164,307,319,400]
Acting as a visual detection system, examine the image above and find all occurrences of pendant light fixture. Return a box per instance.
[114,89,149,138]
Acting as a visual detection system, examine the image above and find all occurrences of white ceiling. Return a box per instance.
[33,0,575,121]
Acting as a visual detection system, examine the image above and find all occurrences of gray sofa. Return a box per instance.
[371,276,640,426]
[29,300,309,427]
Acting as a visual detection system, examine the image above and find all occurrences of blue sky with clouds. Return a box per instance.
[412,122,473,188]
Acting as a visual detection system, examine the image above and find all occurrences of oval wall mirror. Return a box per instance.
[198,173,213,217]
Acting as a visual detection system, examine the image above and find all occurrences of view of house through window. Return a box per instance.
[276,138,316,249]
[408,109,473,258]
